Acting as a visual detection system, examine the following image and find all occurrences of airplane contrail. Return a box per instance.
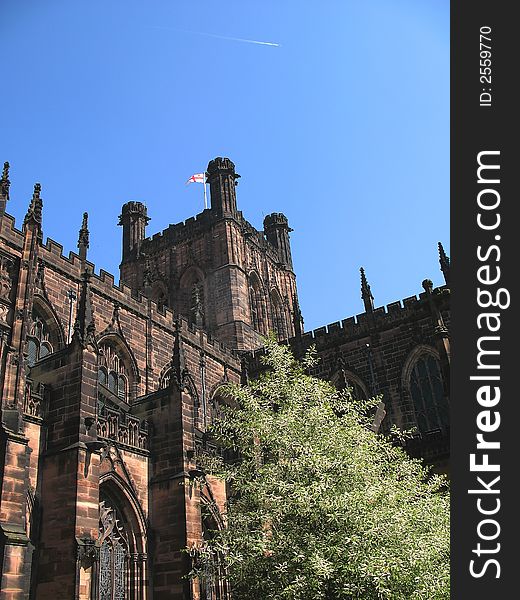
[152,26,281,47]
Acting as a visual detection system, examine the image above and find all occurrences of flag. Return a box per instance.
[186,173,205,185]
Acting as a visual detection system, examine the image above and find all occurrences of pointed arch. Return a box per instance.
[179,265,206,327]
[98,474,148,599]
[150,279,169,312]
[401,344,449,435]
[158,361,199,399]
[248,271,267,335]
[209,384,236,425]
[158,361,173,390]
[198,488,230,600]
[270,288,288,341]
[26,296,65,366]
[330,368,369,400]
[32,295,66,347]
[97,332,140,403]
[99,473,148,551]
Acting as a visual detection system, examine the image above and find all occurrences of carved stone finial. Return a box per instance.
[72,270,96,348]
[360,267,375,312]
[78,212,90,261]
[1,162,10,200]
[24,183,43,229]
[438,242,450,286]
[422,278,448,335]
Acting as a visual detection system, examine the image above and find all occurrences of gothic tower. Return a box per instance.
[119,157,301,350]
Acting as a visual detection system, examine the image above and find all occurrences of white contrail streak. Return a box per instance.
[152,26,281,47]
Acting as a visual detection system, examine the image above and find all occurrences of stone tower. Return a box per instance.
[119,157,300,350]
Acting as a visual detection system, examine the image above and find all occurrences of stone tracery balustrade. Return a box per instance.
[23,380,44,418]
[97,405,148,450]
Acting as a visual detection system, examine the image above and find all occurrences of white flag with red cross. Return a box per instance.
[186,171,208,209]
[186,173,205,185]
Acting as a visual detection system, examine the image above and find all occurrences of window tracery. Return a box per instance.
[27,311,54,366]
[190,282,205,327]
[249,274,266,334]
[270,291,287,341]
[180,268,206,327]
[198,504,230,600]
[99,500,128,600]
[151,283,168,312]
[98,344,129,402]
[409,354,448,434]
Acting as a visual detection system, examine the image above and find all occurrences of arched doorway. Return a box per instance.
[96,479,147,600]
[198,498,230,600]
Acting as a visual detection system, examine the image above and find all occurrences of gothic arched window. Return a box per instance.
[190,282,205,327]
[270,291,287,341]
[152,286,168,312]
[409,354,448,434]
[96,482,147,600]
[99,500,128,600]
[98,344,129,402]
[331,368,369,401]
[249,274,266,334]
[199,503,230,600]
[180,268,205,327]
[27,311,54,367]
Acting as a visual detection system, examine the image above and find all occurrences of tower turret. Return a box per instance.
[207,157,240,217]
[263,213,293,269]
[118,201,150,262]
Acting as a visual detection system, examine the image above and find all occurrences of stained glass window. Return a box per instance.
[200,509,230,600]
[99,501,128,600]
[98,345,128,402]
[409,354,448,434]
[26,312,53,367]
[249,275,266,334]
[271,292,287,341]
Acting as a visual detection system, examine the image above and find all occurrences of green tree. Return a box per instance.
[193,339,449,599]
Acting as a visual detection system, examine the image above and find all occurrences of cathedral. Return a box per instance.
[0,157,450,599]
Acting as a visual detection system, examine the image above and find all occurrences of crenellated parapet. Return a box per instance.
[288,286,450,351]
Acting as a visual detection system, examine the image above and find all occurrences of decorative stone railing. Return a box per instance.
[97,405,148,450]
[23,380,45,419]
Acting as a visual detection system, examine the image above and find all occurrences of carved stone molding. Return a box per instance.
[0,254,15,311]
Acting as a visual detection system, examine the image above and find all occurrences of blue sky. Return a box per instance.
[1,0,449,332]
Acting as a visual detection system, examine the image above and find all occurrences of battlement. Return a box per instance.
[143,207,215,249]
[137,206,285,267]
[288,286,449,349]
[240,216,281,263]
[263,212,290,230]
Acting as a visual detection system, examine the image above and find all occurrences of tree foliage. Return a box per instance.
[193,339,450,599]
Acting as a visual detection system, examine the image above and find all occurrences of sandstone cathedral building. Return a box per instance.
[0,158,450,599]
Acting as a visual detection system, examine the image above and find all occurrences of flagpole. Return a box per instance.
[203,172,208,210]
